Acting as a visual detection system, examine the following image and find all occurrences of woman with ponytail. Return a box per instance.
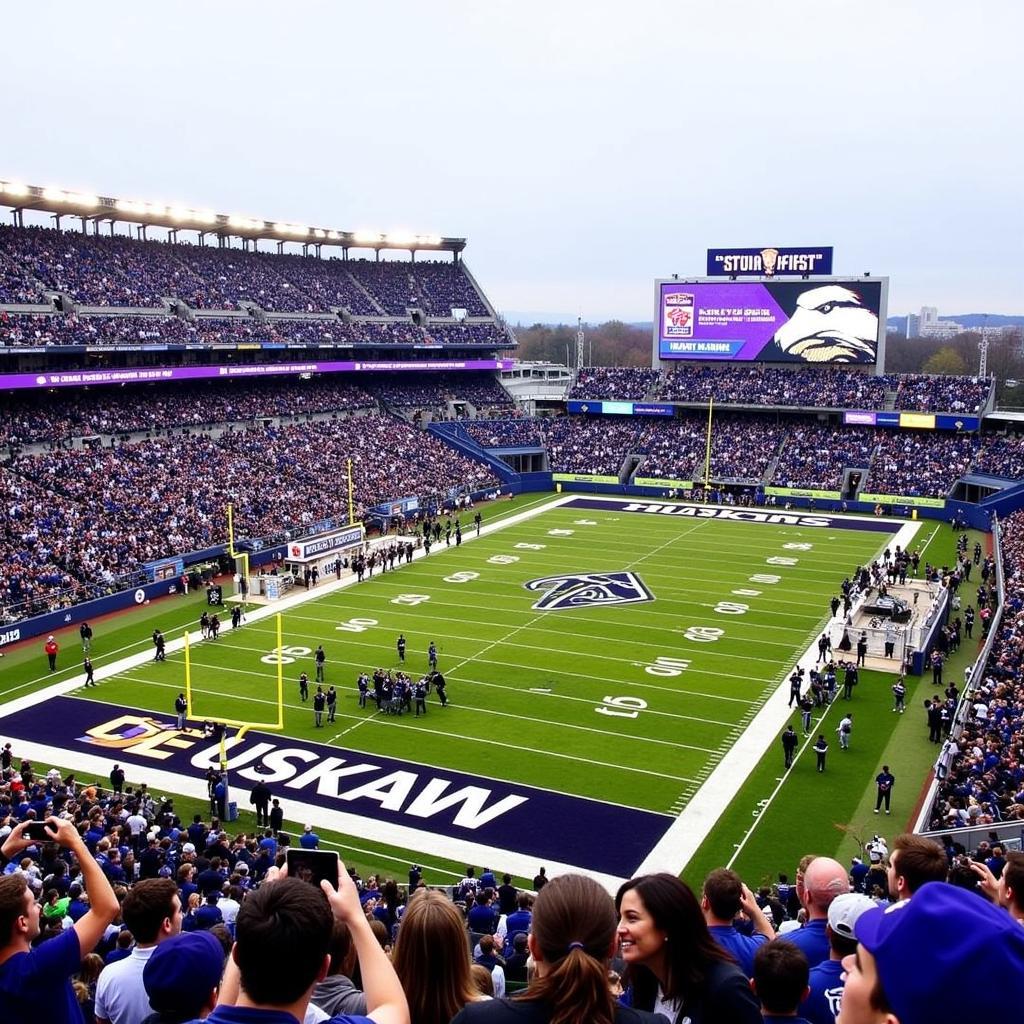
[451,873,663,1024]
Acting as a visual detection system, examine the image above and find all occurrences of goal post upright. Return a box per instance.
[182,612,286,809]
[227,501,249,608]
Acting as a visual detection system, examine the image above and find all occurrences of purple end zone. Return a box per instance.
[0,696,671,877]
[562,497,901,533]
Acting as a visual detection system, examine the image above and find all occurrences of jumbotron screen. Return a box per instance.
[657,279,884,364]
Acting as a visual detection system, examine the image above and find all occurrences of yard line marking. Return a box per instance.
[116,665,726,753]
[179,640,766,706]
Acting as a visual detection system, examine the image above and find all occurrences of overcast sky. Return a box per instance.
[2,1,1021,322]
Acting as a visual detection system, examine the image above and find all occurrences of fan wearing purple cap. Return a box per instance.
[838,882,1024,1024]
[142,930,225,1024]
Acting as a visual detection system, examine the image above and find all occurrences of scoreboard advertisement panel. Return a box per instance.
[656,278,886,364]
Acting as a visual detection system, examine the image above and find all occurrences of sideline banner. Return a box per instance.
[859,493,946,508]
[552,473,620,485]
[764,487,842,500]
[633,477,694,489]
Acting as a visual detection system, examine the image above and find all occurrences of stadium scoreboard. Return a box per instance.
[652,276,888,369]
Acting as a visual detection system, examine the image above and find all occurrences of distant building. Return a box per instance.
[907,306,964,339]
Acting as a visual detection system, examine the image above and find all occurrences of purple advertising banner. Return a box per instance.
[844,410,878,426]
[0,359,515,392]
[658,279,882,364]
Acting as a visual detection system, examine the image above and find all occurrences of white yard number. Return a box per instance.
[714,601,748,615]
[732,589,761,597]
[444,571,480,584]
[573,519,598,525]
[767,556,798,566]
[644,656,691,677]
[749,574,782,584]
[390,593,431,606]
[514,542,547,550]
[260,645,311,665]
[783,542,813,551]
[547,529,575,536]
[684,626,724,643]
[335,618,378,633]
[595,695,648,719]
[487,555,520,565]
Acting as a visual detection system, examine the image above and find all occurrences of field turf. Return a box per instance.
[1,493,978,885]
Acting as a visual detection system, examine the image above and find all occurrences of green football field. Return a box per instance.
[58,494,915,879]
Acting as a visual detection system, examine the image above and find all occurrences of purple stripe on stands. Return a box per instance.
[0,696,670,877]
[0,359,515,391]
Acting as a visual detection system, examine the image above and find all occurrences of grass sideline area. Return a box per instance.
[0,491,983,888]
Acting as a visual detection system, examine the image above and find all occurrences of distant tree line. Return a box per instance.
[886,328,1024,403]
[510,320,652,367]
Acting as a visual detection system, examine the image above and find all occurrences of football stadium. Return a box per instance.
[2,6,1023,1022]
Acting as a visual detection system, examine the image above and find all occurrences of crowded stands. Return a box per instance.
[0,225,491,317]
[0,312,506,349]
[1,755,1022,1024]
[772,424,875,491]
[568,367,658,401]
[864,430,980,498]
[0,414,496,622]
[927,506,1024,830]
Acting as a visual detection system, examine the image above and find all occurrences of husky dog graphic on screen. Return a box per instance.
[763,284,878,363]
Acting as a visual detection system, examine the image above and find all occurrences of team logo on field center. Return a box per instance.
[524,571,654,611]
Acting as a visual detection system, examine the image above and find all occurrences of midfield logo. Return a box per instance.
[525,571,654,611]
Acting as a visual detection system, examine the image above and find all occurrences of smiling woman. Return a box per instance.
[614,873,761,1024]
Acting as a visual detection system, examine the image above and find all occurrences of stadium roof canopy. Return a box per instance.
[0,178,466,254]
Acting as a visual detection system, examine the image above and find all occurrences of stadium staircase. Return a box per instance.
[763,435,786,484]
[428,421,520,487]
[347,273,385,314]
[458,261,498,318]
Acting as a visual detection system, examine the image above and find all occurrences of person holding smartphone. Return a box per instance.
[0,816,119,1024]
[206,852,408,1024]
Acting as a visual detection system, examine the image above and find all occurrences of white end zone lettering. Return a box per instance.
[619,502,831,528]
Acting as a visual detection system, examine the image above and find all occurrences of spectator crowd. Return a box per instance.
[0,312,507,350]
[927,506,1024,831]
[0,225,490,316]
[1,749,1021,1024]
[0,414,496,623]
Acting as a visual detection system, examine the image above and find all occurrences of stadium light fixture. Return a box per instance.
[386,231,415,246]
[313,229,326,239]
[42,187,67,203]
[1,181,29,197]
[228,215,263,231]
[327,231,341,240]
[417,234,442,246]
[354,230,382,244]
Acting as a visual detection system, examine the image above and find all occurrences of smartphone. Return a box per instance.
[285,848,339,887]
[24,822,53,842]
